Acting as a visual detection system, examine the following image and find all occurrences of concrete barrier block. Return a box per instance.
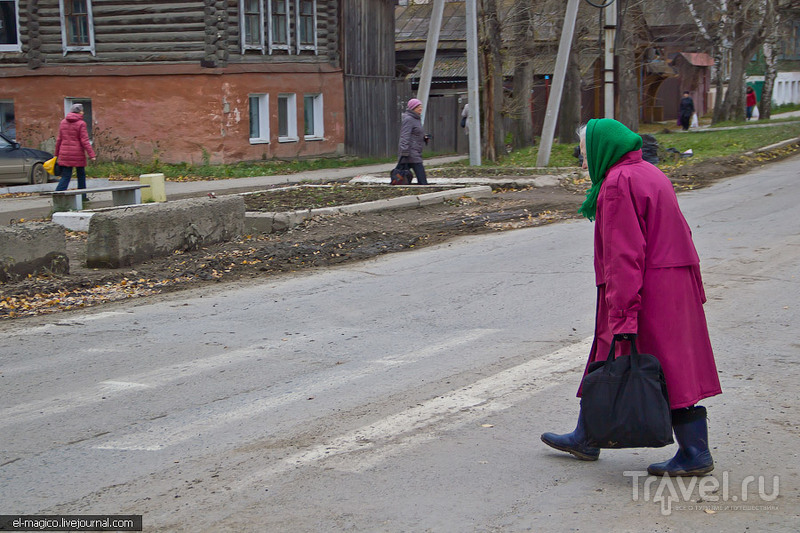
[86,196,245,268]
[52,212,95,232]
[0,222,68,281]
[244,212,275,234]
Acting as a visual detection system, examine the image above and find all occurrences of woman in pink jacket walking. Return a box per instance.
[55,103,96,194]
[541,118,722,476]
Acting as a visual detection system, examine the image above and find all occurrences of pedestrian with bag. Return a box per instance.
[540,118,722,476]
[746,86,757,120]
[678,91,694,131]
[398,98,429,185]
[55,103,96,196]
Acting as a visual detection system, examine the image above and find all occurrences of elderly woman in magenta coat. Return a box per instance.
[541,118,722,476]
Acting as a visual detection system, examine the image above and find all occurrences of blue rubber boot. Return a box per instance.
[647,406,714,476]
[541,411,600,461]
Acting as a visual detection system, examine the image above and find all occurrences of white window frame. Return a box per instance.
[277,93,298,143]
[295,0,317,54]
[267,0,291,54]
[59,0,96,56]
[0,0,22,52]
[303,93,323,140]
[249,93,270,144]
[239,0,265,54]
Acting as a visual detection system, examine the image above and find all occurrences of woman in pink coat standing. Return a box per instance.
[55,103,96,194]
[541,118,722,476]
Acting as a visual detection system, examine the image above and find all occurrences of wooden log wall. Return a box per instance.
[0,0,337,67]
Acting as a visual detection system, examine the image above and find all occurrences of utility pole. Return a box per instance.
[536,0,580,167]
[465,0,481,165]
[417,0,445,125]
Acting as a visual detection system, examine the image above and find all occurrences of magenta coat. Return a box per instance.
[55,112,96,167]
[578,150,722,409]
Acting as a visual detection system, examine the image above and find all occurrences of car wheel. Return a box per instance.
[31,163,48,185]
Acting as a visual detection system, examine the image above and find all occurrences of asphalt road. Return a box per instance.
[1,155,798,531]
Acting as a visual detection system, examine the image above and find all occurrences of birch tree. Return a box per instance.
[683,0,771,123]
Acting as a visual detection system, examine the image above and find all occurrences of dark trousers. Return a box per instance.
[679,114,691,131]
[56,165,87,191]
[408,162,428,185]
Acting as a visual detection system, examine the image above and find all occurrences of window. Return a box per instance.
[269,0,290,53]
[0,0,20,52]
[64,98,93,139]
[296,0,317,52]
[277,94,297,142]
[59,0,95,55]
[0,100,15,139]
[240,0,265,53]
[303,94,323,139]
[249,94,270,144]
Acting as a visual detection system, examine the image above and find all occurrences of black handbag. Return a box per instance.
[390,158,412,185]
[580,337,673,449]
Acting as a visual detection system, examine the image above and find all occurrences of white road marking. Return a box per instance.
[230,336,592,489]
[93,329,498,451]
[0,345,266,426]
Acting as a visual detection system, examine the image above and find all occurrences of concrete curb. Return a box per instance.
[348,175,564,188]
[745,136,800,154]
[244,185,492,234]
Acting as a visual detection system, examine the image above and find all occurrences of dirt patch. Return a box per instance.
[1,144,798,319]
[242,184,456,211]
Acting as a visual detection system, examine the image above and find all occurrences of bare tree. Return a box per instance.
[759,0,783,119]
[720,0,769,121]
[509,0,535,148]
[683,0,772,123]
[683,0,730,122]
[479,0,507,161]
[616,0,646,131]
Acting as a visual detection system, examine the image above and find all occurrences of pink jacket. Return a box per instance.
[55,113,96,167]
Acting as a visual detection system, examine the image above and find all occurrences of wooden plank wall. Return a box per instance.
[2,0,336,67]
[341,0,397,157]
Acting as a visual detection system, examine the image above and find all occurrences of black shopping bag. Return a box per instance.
[580,337,673,448]
[390,158,412,185]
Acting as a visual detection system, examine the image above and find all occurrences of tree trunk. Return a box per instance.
[510,0,534,148]
[760,0,780,119]
[616,0,640,131]
[512,61,535,148]
[479,0,506,161]
[719,0,768,122]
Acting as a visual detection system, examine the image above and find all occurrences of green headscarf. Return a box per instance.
[578,118,643,220]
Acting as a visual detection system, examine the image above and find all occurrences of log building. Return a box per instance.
[0,0,397,164]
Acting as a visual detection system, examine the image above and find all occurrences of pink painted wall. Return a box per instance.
[1,68,345,164]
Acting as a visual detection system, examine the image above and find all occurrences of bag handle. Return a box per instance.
[605,336,639,364]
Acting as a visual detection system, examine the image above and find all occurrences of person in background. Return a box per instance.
[541,119,722,477]
[398,98,430,185]
[55,103,96,195]
[678,91,694,131]
[746,86,757,120]
[461,103,470,136]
